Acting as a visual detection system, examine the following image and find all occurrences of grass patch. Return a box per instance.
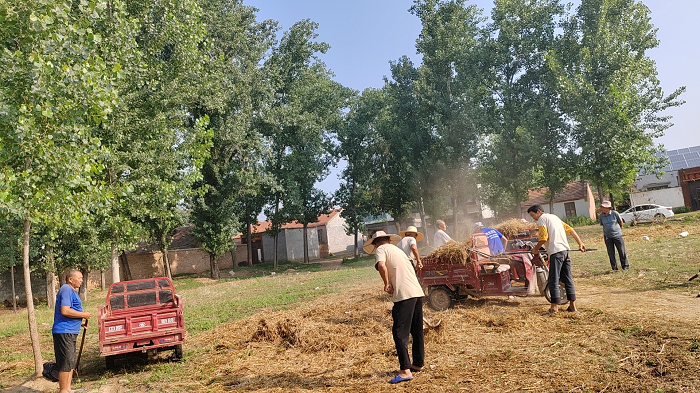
[567,220,700,291]
[181,267,376,334]
[340,255,375,268]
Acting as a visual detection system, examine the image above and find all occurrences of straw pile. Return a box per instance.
[426,240,472,265]
[494,218,538,238]
[168,280,700,393]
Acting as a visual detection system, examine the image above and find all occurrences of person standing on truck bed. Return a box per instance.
[398,225,423,271]
[53,270,91,393]
[472,222,508,256]
[365,231,425,384]
[527,205,586,315]
[433,220,453,248]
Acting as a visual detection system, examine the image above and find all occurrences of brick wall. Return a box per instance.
[86,248,238,289]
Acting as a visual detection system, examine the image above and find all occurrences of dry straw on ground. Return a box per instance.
[174,281,700,393]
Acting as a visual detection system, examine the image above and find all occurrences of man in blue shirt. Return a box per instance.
[598,201,629,271]
[53,270,91,393]
[472,222,508,256]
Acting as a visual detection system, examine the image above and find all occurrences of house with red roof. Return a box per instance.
[87,209,359,287]
[237,208,360,263]
[520,181,596,221]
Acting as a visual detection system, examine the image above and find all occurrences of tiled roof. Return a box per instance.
[234,208,341,239]
[128,225,200,253]
[128,209,342,253]
[521,181,591,206]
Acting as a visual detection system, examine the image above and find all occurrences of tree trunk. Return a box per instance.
[100,271,105,290]
[246,221,253,266]
[120,251,132,281]
[394,221,400,235]
[10,265,17,313]
[209,253,219,279]
[163,247,172,280]
[452,195,459,240]
[46,245,56,309]
[230,248,237,269]
[273,232,279,269]
[111,243,120,284]
[353,231,358,258]
[79,268,88,302]
[609,192,615,209]
[22,218,42,376]
[418,197,429,247]
[303,223,309,264]
[549,195,555,216]
[597,184,605,204]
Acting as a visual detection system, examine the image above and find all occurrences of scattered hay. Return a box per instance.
[184,282,700,393]
[426,241,472,265]
[494,218,538,238]
[250,318,300,348]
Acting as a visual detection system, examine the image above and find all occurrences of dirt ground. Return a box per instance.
[4,276,699,393]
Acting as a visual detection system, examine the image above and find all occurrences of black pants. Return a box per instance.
[548,251,576,305]
[604,236,628,270]
[53,333,78,372]
[391,297,425,371]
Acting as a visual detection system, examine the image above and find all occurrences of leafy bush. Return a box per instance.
[564,215,597,227]
[672,206,690,214]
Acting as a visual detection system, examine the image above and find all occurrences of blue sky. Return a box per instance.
[246,0,700,194]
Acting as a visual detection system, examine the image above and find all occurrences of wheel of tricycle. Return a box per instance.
[105,355,115,370]
[543,282,568,304]
[653,213,665,224]
[428,287,454,311]
[174,344,183,360]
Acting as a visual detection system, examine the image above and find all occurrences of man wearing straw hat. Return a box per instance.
[364,231,425,384]
[398,225,424,270]
[597,200,629,271]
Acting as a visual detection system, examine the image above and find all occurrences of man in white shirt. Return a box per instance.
[433,220,453,248]
[398,225,423,270]
[527,205,586,315]
[364,231,425,384]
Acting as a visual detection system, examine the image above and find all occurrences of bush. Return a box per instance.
[672,206,690,214]
[564,215,597,227]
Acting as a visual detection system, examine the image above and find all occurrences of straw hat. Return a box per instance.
[399,225,424,242]
[472,221,484,234]
[363,231,401,254]
[600,201,612,208]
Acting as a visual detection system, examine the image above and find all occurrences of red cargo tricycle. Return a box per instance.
[417,232,566,311]
[98,277,185,368]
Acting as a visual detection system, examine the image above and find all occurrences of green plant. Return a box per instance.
[564,215,597,227]
[672,206,690,214]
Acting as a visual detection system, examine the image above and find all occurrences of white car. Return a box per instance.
[618,204,674,224]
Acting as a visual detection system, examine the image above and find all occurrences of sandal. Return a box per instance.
[541,309,557,316]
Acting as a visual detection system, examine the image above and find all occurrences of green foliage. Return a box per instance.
[189,0,273,274]
[564,215,597,227]
[335,89,386,249]
[672,206,690,214]
[552,0,685,201]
